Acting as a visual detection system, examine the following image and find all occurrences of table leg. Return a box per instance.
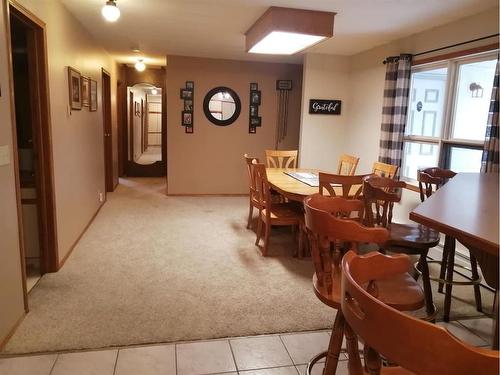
[493,290,499,350]
[443,235,456,322]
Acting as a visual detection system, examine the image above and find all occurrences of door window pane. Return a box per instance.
[401,141,439,180]
[449,147,483,172]
[406,67,447,137]
[452,59,497,141]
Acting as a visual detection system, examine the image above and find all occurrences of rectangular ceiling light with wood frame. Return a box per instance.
[245,7,336,55]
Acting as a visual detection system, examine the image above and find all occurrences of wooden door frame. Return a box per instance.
[102,68,113,192]
[4,0,59,311]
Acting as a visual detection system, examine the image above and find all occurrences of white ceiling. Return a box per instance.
[60,0,498,66]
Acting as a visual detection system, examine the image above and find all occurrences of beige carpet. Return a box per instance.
[2,178,494,355]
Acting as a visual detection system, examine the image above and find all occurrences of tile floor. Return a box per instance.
[0,316,494,375]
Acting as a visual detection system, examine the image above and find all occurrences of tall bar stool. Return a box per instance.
[418,167,482,321]
[303,194,425,375]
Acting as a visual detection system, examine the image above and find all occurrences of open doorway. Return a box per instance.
[7,3,58,302]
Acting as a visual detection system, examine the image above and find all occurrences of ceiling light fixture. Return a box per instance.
[135,59,146,72]
[151,88,158,95]
[101,0,120,22]
[245,7,335,55]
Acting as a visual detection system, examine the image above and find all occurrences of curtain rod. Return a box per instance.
[382,33,499,64]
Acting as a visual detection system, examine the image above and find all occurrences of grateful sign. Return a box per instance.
[309,99,341,115]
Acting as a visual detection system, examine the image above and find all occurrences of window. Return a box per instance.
[401,52,498,181]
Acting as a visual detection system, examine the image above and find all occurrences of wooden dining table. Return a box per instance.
[266,168,321,201]
[409,173,499,349]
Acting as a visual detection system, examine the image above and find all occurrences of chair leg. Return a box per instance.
[323,312,345,375]
[443,236,456,322]
[469,253,483,313]
[438,236,451,293]
[344,323,363,375]
[255,214,263,246]
[263,221,270,257]
[247,203,254,229]
[297,223,304,259]
[419,252,436,321]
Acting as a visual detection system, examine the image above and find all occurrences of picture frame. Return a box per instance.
[249,126,256,134]
[180,88,193,100]
[184,100,193,111]
[186,81,194,90]
[250,116,261,127]
[182,111,193,126]
[68,66,82,110]
[250,82,258,91]
[89,79,98,112]
[185,125,194,134]
[81,76,90,107]
[250,105,258,117]
[250,90,261,105]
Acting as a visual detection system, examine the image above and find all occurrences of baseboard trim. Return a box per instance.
[57,201,105,270]
[0,313,26,352]
[167,193,248,197]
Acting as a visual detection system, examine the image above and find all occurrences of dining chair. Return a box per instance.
[244,154,260,229]
[337,154,360,175]
[265,149,298,168]
[303,194,425,375]
[252,162,304,257]
[318,172,372,199]
[341,250,500,375]
[363,175,440,320]
[417,167,482,321]
[372,161,398,178]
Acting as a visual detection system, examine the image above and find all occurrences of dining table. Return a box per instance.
[409,173,499,349]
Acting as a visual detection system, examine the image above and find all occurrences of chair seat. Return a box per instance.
[313,266,424,312]
[387,223,440,250]
[261,203,303,222]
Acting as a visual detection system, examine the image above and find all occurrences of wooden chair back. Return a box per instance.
[417,167,457,202]
[362,175,406,228]
[252,162,271,215]
[337,154,360,175]
[372,161,398,179]
[265,149,298,168]
[303,194,389,295]
[318,172,371,199]
[244,154,259,201]
[341,251,500,375]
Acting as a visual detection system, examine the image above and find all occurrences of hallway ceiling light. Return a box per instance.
[245,7,335,55]
[135,59,146,72]
[151,88,158,95]
[102,0,120,22]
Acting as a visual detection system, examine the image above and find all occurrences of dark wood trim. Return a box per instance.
[0,313,26,351]
[58,201,105,269]
[21,198,38,205]
[102,68,114,192]
[413,43,499,66]
[129,90,134,162]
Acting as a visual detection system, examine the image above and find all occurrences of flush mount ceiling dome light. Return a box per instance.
[151,88,158,95]
[245,7,335,55]
[135,59,146,72]
[102,0,120,22]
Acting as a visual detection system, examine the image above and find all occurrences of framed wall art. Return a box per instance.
[81,76,90,107]
[181,81,194,133]
[89,79,98,112]
[68,66,82,110]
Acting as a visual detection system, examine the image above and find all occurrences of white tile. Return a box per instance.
[0,354,57,375]
[176,340,236,375]
[115,345,175,375]
[457,318,494,344]
[51,350,117,375]
[280,332,330,365]
[240,366,298,375]
[437,321,488,347]
[230,336,293,370]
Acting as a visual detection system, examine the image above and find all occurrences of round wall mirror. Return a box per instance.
[203,87,241,126]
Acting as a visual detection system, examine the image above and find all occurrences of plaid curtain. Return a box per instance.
[481,57,499,173]
[378,54,412,172]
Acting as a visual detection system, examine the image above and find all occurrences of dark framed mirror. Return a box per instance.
[203,86,241,126]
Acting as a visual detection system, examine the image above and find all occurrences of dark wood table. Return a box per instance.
[409,173,499,349]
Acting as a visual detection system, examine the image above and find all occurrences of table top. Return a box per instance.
[266,168,320,201]
[409,173,499,257]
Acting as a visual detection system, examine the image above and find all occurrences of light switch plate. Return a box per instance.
[0,145,10,166]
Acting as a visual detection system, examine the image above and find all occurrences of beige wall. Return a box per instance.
[166,56,302,194]
[0,0,117,344]
[298,54,351,171]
